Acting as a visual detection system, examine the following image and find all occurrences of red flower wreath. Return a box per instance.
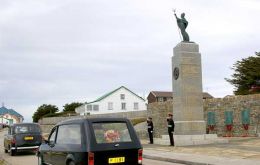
[243,124,249,130]
[226,124,233,131]
[104,130,120,143]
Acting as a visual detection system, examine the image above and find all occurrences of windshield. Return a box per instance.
[93,122,132,144]
[14,124,41,134]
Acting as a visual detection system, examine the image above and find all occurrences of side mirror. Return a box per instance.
[48,141,55,147]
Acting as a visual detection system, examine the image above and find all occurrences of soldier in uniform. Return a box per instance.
[167,113,175,146]
[147,117,154,144]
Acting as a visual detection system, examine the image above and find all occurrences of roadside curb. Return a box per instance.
[143,154,212,165]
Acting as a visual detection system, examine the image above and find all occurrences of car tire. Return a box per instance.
[10,149,16,156]
[68,161,75,165]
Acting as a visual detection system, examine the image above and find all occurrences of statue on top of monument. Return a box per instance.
[173,10,190,42]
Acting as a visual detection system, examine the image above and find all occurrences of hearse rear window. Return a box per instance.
[93,122,132,144]
[14,124,41,134]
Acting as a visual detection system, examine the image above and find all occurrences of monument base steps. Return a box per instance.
[154,134,228,146]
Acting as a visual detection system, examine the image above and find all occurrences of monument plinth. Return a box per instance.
[153,42,228,146]
[172,42,206,135]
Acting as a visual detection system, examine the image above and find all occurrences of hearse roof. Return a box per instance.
[57,117,130,125]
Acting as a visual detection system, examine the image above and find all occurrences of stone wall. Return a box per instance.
[146,101,173,137]
[204,94,260,136]
[39,110,147,133]
[39,115,84,133]
[147,101,173,137]
[39,94,260,138]
[147,94,260,137]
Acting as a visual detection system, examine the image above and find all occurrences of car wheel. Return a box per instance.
[10,149,16,156]
[68,161,75,165]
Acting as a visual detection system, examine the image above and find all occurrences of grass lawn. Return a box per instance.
[0,160,6,165]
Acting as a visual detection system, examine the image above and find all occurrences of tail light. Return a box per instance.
[88,152,94,165]
[138,149,143,164]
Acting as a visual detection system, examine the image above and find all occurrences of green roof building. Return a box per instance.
[0,106,24,125]
[75,86,147,115]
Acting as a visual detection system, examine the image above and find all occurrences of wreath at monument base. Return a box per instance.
[243,124,249,130]
[242,124,250,137]
[208,125,215,131]
[226,124,233,131]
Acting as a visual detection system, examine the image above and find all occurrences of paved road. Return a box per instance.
[1,151,37,165]
[143,159,183,164]
[0,129,38,165]
[1,129,181,165]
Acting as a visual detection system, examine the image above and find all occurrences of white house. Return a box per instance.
[75,86,147,115]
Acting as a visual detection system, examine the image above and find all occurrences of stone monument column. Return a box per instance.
[172,42,206,135]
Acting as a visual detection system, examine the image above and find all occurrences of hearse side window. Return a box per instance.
[93,122,132,144]
[49,127,57,144]
[56,124,81,144]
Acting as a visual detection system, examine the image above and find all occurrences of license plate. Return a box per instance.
[24,136,34,140]
[108,157,125,164]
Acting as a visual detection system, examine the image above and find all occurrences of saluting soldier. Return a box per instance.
[167,113,175,146]
[147,117,154,144]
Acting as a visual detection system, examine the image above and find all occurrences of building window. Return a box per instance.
[121,103,126,110]
[158,97,163,102]
[84,112,90,116]
[134,102,139,110]
[87,105,92,111]
[108,102,113,110]
[93,105,99,111]
[120,94,125,100]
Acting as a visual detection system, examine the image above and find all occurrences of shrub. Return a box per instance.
[130,117,146,126]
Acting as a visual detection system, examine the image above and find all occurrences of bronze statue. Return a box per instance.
[174,10,190,42]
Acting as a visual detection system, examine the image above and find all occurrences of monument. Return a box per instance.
[169,11,227,146]
[172,11,206,135]
[152,11,228,146]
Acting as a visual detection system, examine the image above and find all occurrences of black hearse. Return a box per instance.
[37,118,143,165]
[4,123,42,156]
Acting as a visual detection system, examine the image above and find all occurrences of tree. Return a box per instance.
[225,52,260,95]
[32,104,59,122]
[63,102,83,112]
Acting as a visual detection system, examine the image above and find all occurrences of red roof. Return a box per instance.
[151,91,172,98]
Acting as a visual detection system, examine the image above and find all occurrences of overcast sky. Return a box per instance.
[1,0,259,122]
